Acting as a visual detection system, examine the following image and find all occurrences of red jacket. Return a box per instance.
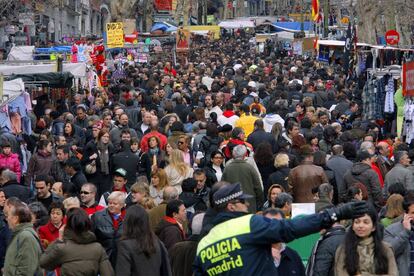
[140,131,168,152]
[0,153,21,182]
[38,221,63,248]
[371,162,384,188]
[82,203,105,217]
[164,67,177,77]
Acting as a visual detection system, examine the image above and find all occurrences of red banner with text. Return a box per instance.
[403,61,414,97]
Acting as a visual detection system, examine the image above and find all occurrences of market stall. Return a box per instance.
[106,34,176,65]
[7,72,75,110]
[33,46,73,61]
[0,78,33,136]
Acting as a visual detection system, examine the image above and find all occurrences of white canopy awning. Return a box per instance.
[7,46,35,61]
[0,63,87,78]
[219,20,255,29]
[317,40,372,47]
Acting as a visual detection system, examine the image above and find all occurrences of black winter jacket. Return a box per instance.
[116,237,171,276]
[2,180,30,203]
[91,209,124,268]
[306,226,346,276]
[343,162,383,209]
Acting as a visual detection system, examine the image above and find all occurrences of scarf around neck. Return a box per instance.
[97,141,109,174]
[357,236,375,274]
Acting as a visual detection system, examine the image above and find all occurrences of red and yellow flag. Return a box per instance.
[312,0,320,22]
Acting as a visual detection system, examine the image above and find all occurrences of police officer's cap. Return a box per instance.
[213,183,253,206]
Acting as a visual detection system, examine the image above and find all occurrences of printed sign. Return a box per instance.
[176,28,190,52]
[106,22,124,48]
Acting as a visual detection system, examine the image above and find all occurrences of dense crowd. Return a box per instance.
[0,32,411,276]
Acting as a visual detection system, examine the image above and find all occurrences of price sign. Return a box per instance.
[106,22,124,48]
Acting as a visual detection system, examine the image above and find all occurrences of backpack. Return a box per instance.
[198,136,222,168]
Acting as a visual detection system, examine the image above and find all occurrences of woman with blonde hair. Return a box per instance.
[149,169,170,205]
[267,153,290,193]
[164,149,193,194]
[380,193,405,227]
[129,181,156,210]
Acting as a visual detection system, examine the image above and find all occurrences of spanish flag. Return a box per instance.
[312,0,320,22]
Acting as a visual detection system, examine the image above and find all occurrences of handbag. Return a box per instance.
[85,160,97,174]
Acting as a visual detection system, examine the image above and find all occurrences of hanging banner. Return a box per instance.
[176,28,190,52]
[292,41,303,56]
[403,61,414,97]
[311,0,320,22]
[318,45,329,63]
[106,22,124,48]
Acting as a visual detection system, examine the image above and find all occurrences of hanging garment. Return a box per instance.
[0,110,12,132]
[384,77,395,113]
[8,95,27,118]
[10,112,22,135]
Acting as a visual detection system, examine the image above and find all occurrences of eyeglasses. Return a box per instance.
[80,191,91,195]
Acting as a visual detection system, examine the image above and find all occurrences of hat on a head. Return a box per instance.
[77,104,87,111]
[218,124,232,133]
[114,168,127,178]
[213,183,253,206]
[248,81,256,88]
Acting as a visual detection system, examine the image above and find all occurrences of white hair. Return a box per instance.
[360,141,375,151]
[108,191,126,205]
[232,145,247,160]
[63,197,80,210]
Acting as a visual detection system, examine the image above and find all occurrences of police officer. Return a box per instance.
[193,183,368,276]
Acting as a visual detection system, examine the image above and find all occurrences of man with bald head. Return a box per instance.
[376,141,394,179]
[148,186,179,230]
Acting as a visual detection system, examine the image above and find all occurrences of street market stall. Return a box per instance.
[0,78,33,136]
[7,72,75,109]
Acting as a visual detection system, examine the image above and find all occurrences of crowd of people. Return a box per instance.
[0,31,411,276]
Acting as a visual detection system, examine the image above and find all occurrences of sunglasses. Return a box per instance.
[80,191,91,195]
